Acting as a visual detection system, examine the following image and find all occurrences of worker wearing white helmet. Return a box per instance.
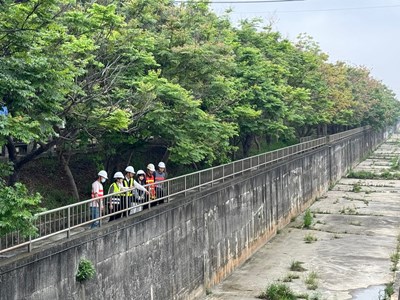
[154,162,168,205]
[136,170,148,209]
[145,163,156,201]
[108,171,126,221]
[90,170,108,228]
[123,166,148,215]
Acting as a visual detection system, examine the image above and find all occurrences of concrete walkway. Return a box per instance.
[204,134,400,300]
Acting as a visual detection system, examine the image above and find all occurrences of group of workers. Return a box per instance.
[90,162,167,228]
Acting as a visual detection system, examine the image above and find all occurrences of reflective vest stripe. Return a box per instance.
[123,178,133,196]
[111,183,121,204]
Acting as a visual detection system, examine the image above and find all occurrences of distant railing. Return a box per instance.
[0,126,370,255]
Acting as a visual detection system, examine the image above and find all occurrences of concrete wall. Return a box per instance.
[0,128,389,300]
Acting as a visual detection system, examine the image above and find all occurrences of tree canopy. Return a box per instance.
[0,0,399,204]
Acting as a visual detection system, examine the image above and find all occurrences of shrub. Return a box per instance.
[76,259,96,283]
[0,181,44,238]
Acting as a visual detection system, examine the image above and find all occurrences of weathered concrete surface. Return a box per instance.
[203,135,400,300]
[0,128,389,300]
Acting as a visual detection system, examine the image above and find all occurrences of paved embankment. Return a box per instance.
[204,135,400,300]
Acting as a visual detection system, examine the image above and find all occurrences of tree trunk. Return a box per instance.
[161,148,169,164]
[265,134,272,145]
[254,136,261,152]
[242,134,253,158]
[6,136,20,185]
[60,153,80,201]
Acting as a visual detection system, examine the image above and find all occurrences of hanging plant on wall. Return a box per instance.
[76,258,96,283]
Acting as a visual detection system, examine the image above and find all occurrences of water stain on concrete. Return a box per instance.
[203,134,400,300]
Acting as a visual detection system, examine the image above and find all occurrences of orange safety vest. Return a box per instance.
[145,174,156,199]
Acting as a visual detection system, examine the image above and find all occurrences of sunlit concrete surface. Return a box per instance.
[203,134,400,300]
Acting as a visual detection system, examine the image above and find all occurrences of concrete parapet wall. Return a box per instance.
[0,128,389,300]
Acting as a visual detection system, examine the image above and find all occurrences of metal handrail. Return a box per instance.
[0,127,370,255]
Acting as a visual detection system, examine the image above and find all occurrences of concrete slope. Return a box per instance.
[204,134,400,300]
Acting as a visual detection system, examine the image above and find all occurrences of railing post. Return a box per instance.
[125,194,129,218]
[185,176,187,196]
[99,199,102,227]
[67,206,71,238]
[199,172,201,192]
[222,165,225,182]
[167,181,170,202]
[28,235,32,252]
[211,168,214,187]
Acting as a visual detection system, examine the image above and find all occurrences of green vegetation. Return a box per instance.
[347,170,400,180]
[0,180,44,237]
[390,156,400,170]
[76,259,96,283]
[347,170,376,179]
[351,182,362,193]
[304,233,318,243]
[258,283,297,300]
[290,261,307,272]
[390,235,400,272]
[303,209,313,229]
[305,271,318,290]
[383,282,394,299]
[0,0,399,234]
[339,206,358,215]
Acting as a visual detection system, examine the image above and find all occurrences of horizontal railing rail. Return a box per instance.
[0,126,371,255]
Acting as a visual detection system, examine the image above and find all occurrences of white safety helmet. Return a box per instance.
[158,162,166,168]
[147,163,155,172]
[98,170,108,179]
[125,166,135,174]
[137,170,145,176]
[113,171,124,179]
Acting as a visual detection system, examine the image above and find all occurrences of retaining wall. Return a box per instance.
[0,128,390,300]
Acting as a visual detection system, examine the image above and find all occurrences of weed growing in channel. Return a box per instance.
[390,156,400,170]
[304,233,318,243]
[290,260,307,272]
[258,283,296,300]
[390,243,400,272]
[352,182,362,193]
[339,205,358,215]
[383,282,394,299]
[305,271,318,290]
[303,209,313,229]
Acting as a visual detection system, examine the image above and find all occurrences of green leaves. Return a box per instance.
[0,0,398,189]
[0,181,43,237]
[96,108,131,131]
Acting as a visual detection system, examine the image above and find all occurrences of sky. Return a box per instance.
[210,0,400,98]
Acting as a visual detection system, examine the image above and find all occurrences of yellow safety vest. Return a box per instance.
[123,178,133,196]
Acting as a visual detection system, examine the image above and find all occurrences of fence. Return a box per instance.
[0,126,370,256]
